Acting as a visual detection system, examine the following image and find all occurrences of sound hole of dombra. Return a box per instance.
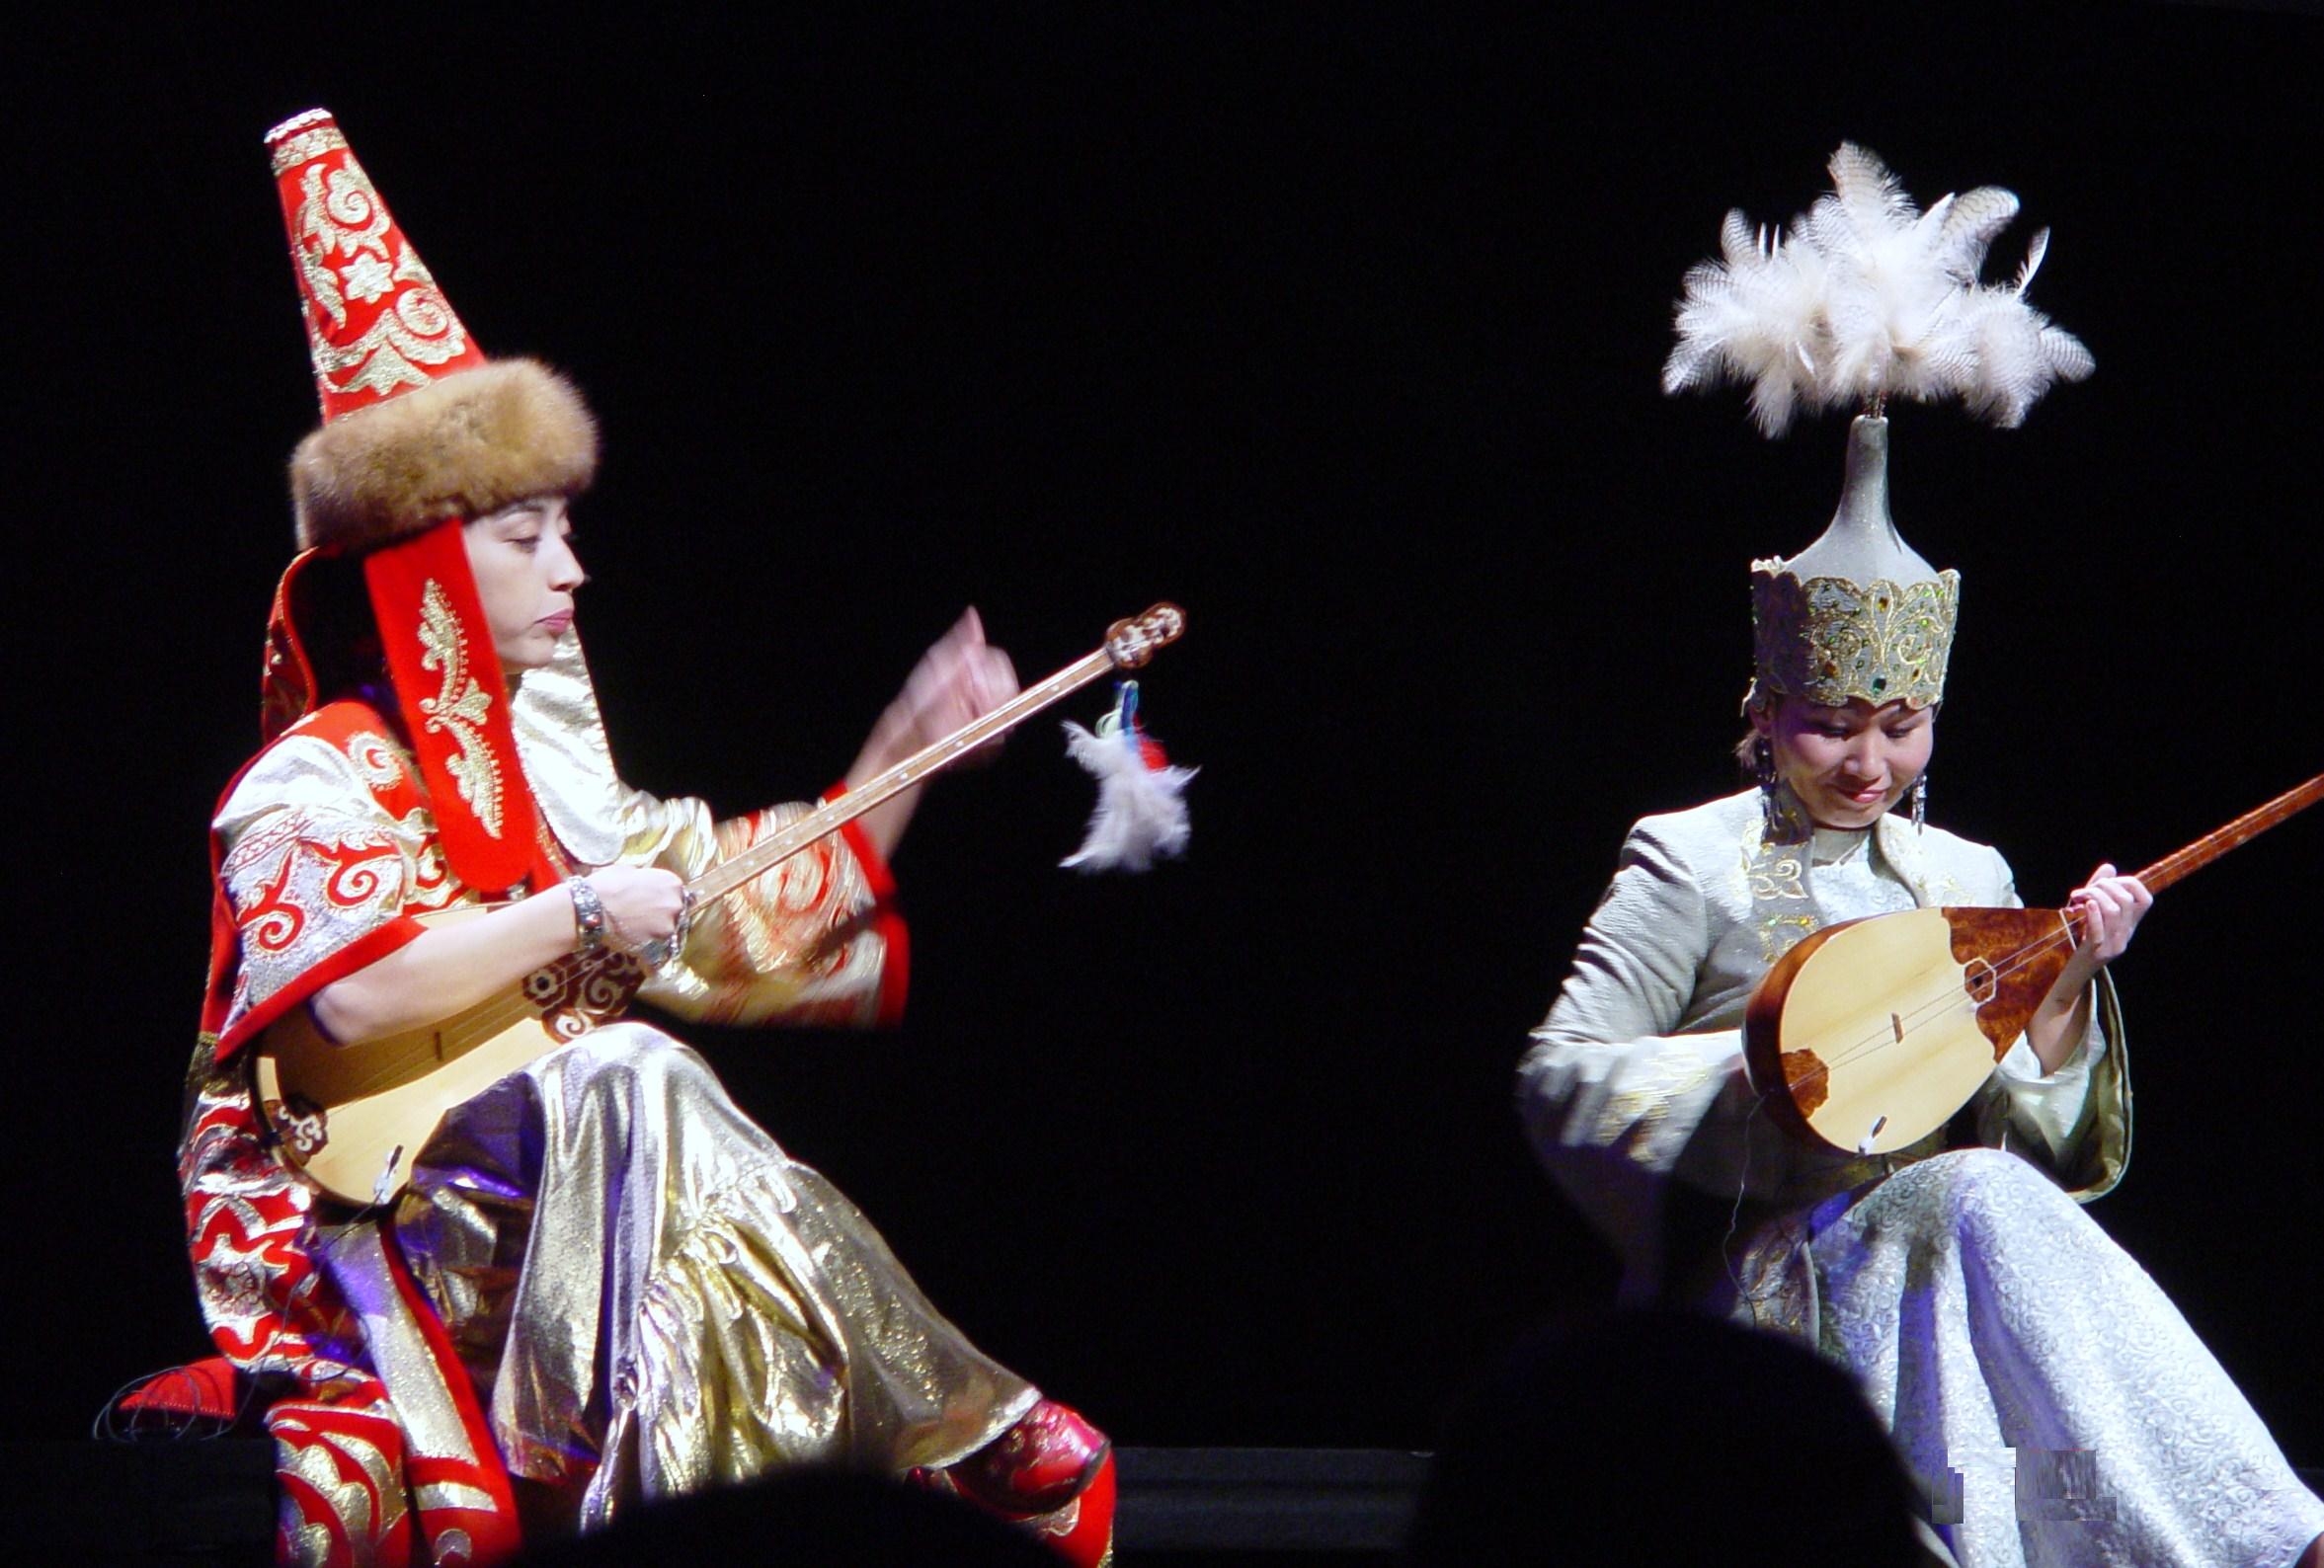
[1963,959,1997,1005]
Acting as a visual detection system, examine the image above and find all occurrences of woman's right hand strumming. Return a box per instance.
[311,865,687,1046]
[582,865,687,952]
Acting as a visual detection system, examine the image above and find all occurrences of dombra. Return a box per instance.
[1744,769,2323,1156]
[258,604,1186,1207]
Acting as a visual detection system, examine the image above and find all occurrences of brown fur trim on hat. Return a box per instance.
[290,359,599,552]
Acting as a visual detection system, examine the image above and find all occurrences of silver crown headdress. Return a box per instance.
[1663,143,2092,710]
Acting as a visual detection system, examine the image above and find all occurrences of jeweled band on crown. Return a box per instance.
[1748,566,1959,711]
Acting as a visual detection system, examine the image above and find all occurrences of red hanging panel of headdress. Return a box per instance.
[363,521,553,895]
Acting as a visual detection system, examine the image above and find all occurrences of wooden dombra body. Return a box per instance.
[257,906,643,1205]
[1744,905,2076,1155]
[1744,769,2321,1154]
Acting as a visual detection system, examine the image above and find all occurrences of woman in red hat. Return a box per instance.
[180,112,1112,1566]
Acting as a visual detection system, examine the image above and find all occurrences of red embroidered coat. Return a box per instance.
[182,696,923,1565]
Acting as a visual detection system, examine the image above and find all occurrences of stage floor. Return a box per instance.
[11,1442,1426,1562]
[16,1440,2318,1562]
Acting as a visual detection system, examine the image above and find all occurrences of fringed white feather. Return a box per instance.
[1663,143,2092,432]
[1664,212,1830,435]
[1060,721,1195,873]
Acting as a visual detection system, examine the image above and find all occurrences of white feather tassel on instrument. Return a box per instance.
[1061,682,1194,873]
[1664,143,2092,432]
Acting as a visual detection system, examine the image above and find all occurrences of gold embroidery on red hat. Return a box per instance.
[289,158,472,404]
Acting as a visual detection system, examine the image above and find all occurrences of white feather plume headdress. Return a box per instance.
[1663,143,2093,433]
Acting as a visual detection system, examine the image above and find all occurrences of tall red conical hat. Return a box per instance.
[267,108,487,420]
[261,110,593,895]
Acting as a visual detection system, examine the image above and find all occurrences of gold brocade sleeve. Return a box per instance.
[614,789,898,1029]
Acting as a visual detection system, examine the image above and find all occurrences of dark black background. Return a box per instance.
[10,5,2317,1460]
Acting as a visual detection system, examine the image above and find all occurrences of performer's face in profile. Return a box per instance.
[1754,695,1935,830]
[464,497,584,675]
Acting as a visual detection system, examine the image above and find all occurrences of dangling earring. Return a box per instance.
[1910,773,1928,832]
[1754,737,1784,836]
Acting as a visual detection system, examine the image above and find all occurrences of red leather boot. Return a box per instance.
[920,1400,1116,1566]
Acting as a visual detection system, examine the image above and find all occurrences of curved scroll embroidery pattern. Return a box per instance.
[222,814,408,1023]
[397,810,455,908]
[415,581,505,838]
[1740,839,1820,966]
[290,159,471,403]
[342,731,406,791]
[316,836,403,909]
[239,852,309,955]
[182,1051,360,1379]
[340,733,458,907]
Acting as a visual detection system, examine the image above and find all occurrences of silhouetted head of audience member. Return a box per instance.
[516,1465,1063,1566]
[1406,1309,1939,1567]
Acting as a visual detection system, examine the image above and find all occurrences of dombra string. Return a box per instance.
[291,939,641,1112]
[1784,912,2091,1089]
[297,605,1192,1107]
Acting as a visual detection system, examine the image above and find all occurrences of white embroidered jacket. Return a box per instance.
[1518,787,2129,1299]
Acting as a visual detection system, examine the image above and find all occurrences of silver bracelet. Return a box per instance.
[568,876,608,956]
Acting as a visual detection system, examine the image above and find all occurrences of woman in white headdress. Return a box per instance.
[1517,146,2323,1568]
